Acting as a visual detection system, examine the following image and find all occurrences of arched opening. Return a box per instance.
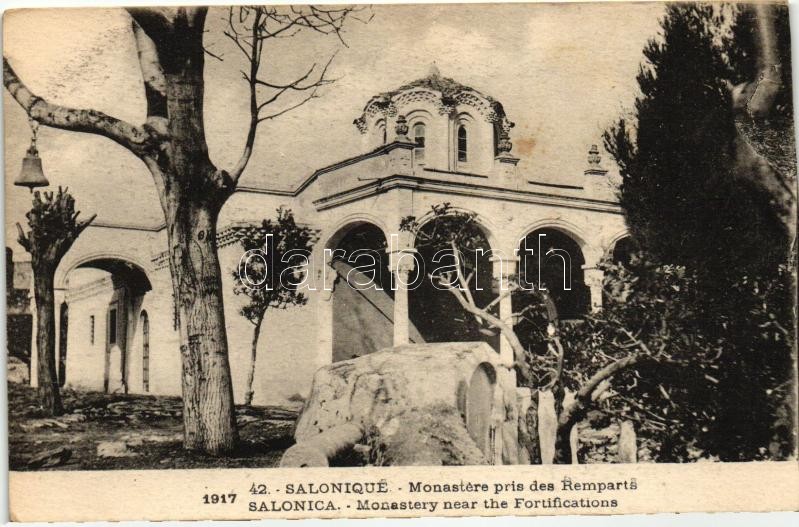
[409,214,499,351]
[611,236,637,268]
[58,302,68,387]
[465,362,497,458]
[516,228,590,321]
[457,124,468,163]
[140,310,150,392]
[329,222,397,362]
[63,257,151,393]
[412,122,426,162]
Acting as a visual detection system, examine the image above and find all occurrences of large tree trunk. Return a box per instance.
[32,266,63,416]
[168,202,238,454]
[244,315,264,407]
[143,9,239,454]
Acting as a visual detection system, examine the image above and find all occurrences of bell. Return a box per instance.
[15,145,49,191]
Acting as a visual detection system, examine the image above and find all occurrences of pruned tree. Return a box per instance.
[401,204,647,462]
[232,207,315,406]
[16,188,95,416]
[4,6,367,453]
[401,204,538,384]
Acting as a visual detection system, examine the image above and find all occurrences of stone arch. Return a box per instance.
[607,229,632,252]
[455,112,477,168]
[322,214,390,254]
[60,254,152,394]
[324,219,400,362]
[516,226,591,320]
[56,251,153,291]
[609,234,636,267]
[410,206,500,254]
[409,207,500,351]
[406,108,435,125]
[515,218,591,254]
[372,117,387,148]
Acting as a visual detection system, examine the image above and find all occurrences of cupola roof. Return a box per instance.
[354,67,514,135]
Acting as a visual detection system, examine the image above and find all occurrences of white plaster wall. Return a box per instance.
[123,274,181,397]
[65,284,111,392]
[217,242,322,406]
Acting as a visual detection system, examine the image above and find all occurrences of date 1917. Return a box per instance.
[202,493,237,505]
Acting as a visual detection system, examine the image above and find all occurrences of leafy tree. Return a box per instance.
[232,208,315,406]
[602,4,795,460]
[604,3,788,284]
[4,6,365,453]
[562,255,794,461]
[16,188,95,416]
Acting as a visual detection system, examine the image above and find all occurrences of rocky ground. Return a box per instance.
[8,383,300,471]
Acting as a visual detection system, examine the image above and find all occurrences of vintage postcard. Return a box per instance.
[3,0,798,522]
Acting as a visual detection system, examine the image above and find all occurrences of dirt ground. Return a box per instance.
[7,382,300,471]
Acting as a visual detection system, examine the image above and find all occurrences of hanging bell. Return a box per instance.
[14,119,49,191]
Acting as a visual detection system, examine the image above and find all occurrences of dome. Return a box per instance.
[353,68,514,136]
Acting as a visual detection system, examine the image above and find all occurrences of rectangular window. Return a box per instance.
[109,308,117,345]
[90,315,95,345]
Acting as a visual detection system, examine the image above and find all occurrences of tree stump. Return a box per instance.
[288,342,523,466]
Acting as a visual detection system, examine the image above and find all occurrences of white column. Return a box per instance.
[316,254,338,366]
[491,255,516,367]
[389,248,417,347]
[582,266,604,312]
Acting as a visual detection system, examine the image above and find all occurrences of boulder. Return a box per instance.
[288,342,523,466]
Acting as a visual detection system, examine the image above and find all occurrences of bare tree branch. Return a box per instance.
[3,58,152,154]
[226,5,367,183]
[436,274,532,383]
[558,354,641,430]
[131,21,169,134]
[257,89,322,122]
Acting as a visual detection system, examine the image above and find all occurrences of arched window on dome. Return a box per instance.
[457,125,468,163]
[376,119,386,145]
[412,122,426,162]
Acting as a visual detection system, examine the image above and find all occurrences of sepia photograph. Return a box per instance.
[2,0,797,522]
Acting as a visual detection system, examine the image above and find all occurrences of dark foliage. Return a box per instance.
[602,4,795,460]
[563,255,794,461]
[604,4,788,281]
